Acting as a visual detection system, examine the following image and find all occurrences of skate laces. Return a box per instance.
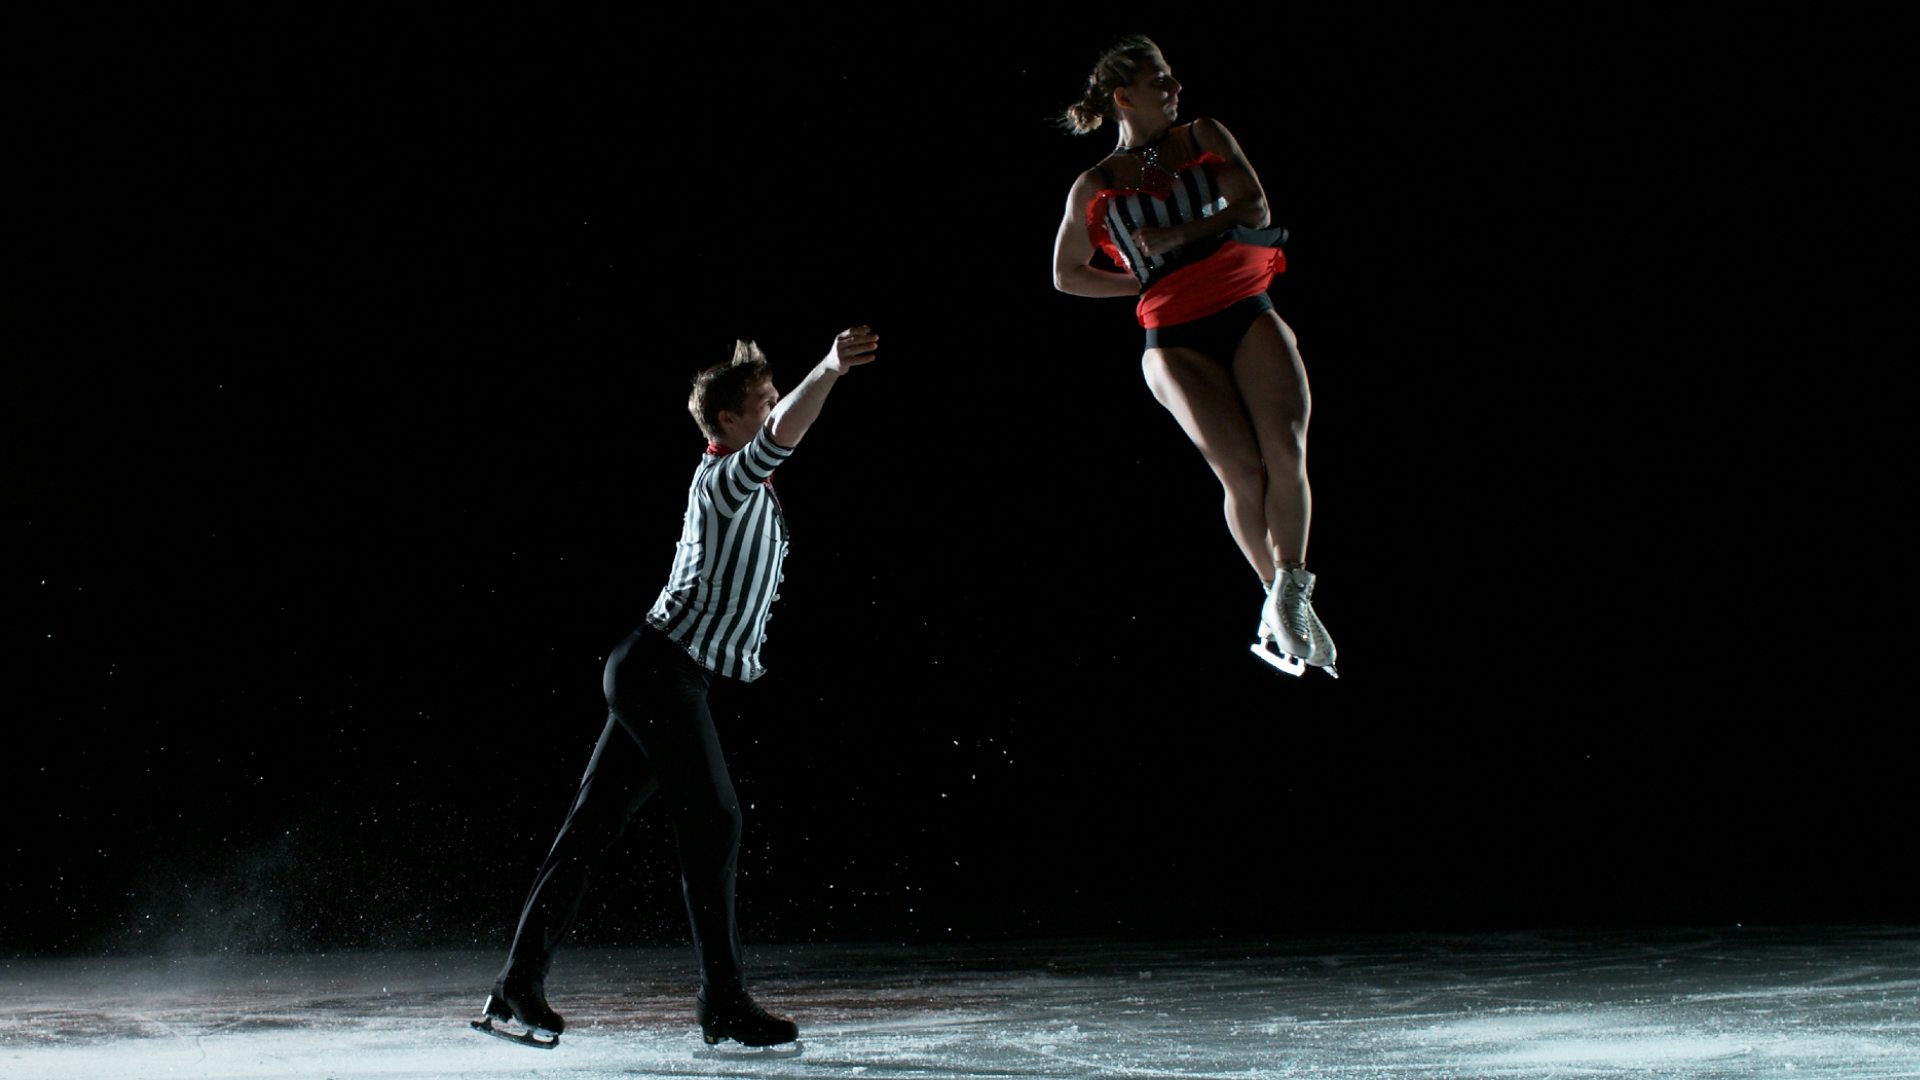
[1280,574,1315,643]
[705,986,779,1022]
[725,992,783,1025]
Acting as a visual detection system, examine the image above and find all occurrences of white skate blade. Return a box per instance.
[471,1015,559,1049]
[1249,640,1306,676]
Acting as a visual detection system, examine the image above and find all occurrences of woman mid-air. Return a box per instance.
[1051,34,1337,678]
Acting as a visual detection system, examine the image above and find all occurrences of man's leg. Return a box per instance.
[483,628,665,1044]
[605,627,741,990]
[497,708,658,987]
[608,628,796,1045]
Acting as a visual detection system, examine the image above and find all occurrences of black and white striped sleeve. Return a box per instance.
[710,427,793,513]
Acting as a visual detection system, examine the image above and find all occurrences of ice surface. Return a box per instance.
[3,927,1916,1079]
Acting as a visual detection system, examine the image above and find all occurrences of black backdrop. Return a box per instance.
[12,10,1906,957]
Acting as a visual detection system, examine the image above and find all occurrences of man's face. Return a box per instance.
[718,379,778,448]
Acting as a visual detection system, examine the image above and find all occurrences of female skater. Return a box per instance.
[1051,34,1336,676]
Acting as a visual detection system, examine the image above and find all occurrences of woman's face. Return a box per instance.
[1120,56,1181,125]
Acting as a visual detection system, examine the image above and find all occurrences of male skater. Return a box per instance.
[473,326,881,1049]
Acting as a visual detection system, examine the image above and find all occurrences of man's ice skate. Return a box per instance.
[1252,568,1338,679]
[696,982,800,1048]
[470,973,564,1049]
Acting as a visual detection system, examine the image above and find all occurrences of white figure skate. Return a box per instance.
[1250,568,1338,679]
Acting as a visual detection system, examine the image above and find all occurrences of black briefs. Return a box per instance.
[1143,292,1274,363]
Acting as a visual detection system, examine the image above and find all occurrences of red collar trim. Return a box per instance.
[707,439,776,487]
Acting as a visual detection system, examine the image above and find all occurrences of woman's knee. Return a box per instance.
[1214,451,1267,495]
[1264,437,1306,480]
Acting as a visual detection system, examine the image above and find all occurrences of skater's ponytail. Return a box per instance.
[1061,34,1163,134]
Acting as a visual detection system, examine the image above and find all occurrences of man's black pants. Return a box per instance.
[497,624,744,990]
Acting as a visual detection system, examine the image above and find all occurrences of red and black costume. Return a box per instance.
[1087,120,1289,343]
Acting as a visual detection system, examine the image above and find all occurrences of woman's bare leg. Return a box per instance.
[1232,312,1335,670]
[1140,346,1274,582]
[1230,312,1312,569]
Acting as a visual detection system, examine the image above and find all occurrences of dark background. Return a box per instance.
[13,11,1906,958]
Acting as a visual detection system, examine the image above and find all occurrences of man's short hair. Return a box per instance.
[688,340,773,441]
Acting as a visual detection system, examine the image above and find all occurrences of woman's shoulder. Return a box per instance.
[1073,158,1123,196]
[1184,117,1245,156]
[1174,119,1223,154]
[1137,123,1212,169]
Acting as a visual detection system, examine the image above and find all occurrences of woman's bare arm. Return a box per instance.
[1052,169,1142,298]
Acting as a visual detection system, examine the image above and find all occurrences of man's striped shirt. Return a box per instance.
[645,426,793,682]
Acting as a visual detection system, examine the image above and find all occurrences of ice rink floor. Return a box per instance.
[5,926,1916,1079]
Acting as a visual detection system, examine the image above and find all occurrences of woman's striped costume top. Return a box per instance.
[646,425,793,682]
[1086,120,1288,329]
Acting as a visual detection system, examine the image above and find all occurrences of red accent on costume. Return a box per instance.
[1136,243,1287,329]
[1085,151,1229,273]
[1083,132,1287,329]
[708,439,773,484]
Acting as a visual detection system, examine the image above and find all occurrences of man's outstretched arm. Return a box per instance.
[767,326,879,448]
